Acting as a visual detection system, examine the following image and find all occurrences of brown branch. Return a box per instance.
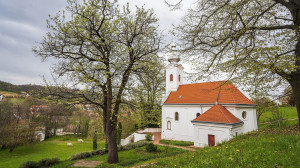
[249,25,294,30]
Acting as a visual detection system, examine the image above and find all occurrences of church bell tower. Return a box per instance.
[165,42,184,96]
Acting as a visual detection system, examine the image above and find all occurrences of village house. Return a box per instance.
[161,43,258,147]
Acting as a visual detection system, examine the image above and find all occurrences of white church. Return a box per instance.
[161,43,258,147]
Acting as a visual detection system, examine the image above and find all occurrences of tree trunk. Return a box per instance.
[291,74,300,125]
[9,147,14,152]
[291,5,300,125]
[93,131,97,150]
[106,124,118,163]
[44,126,50,140]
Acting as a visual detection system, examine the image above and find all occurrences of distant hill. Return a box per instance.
[0,80,44,94]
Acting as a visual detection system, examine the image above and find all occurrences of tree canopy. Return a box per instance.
[174,0,300,124]
[34,0,160,163]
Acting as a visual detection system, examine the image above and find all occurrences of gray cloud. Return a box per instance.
[0,0,194,85]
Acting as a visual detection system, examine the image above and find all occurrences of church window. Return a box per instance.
[170,74,173,81]
[175,112,179,121]
[179,75,180,82]
[167,121,171,130]
[196,113,200,117]
[242,111,247,119]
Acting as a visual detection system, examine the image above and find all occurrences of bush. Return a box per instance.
[145,143,157,152]
[19,158,59,168]
[19,161,39,168]
[145,134,153,141]
[121,141,150,151]
[70,151,94,160]
[159,139,194,146]
[69,141,150,161]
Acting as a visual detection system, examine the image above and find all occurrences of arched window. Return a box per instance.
[196,113,201,117]
[167,121,171,130]
[170,74,173,81]
[242,111,247,119]
[175,112,179,121]
[179,75,181,82]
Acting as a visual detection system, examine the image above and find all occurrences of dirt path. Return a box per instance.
[72,160,102,167]
[130,162,157,168]
[155,143,197,151]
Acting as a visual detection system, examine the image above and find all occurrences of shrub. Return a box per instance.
[69,141,150,161]
[19,158,59,168]
[145,143,157,152]
[19,161,39,168]
[145,134,153,141]
[121,141,150,151]
[116,122,122,145]
[159,139,194,146]
[70,151,92,160]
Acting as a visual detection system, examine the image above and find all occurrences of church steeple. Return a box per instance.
[168,42,180,64]
[165,41,184,95]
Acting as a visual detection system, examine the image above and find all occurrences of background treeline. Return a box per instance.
[0,80,44,93]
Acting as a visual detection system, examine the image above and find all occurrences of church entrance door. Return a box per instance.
[208,134,215,146]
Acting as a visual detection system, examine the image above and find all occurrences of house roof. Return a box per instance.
[164,81,255,105]
[193,104,242,124]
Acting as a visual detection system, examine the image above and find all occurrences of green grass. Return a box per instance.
[150,125,300,168]
[51,145,184,168]
[0,135,105,168]
[259,106,297,123]
[258,106,298,129]
[159,140,194,146]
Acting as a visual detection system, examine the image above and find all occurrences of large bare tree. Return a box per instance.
[33,0,160,163]
[174,0,300,124]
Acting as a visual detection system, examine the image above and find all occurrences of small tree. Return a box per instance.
[116,122,122,145]
[34,104,72,139]
[252,97,277,122]
[0,100,37,152]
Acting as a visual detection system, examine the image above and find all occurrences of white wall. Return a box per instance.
[133,133,154,142]
[193,123,233,147]
[162,104,257,144]
[161,104,211,142]
[228,106,258,133]
[121,133,134,146]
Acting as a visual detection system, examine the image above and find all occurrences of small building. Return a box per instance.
[161,43,258,147]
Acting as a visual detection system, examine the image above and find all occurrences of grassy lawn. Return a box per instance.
[51,145,185,168]
[151,125,300,168]
[258,106,298,129]
[0,135,105,168]
[259,106,297,123]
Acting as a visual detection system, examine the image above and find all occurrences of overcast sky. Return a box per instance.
[0,0,194,85]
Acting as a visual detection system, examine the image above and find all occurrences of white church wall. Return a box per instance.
[223,105,258,133]
[235,107,258,133]
[193,123,232,147]
[161,104,212,142]
[162,104,258,145]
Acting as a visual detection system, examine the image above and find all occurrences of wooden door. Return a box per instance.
[208,134,215,146]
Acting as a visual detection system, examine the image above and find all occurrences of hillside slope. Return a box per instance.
[153,126,300,168]
[0,80,44,93]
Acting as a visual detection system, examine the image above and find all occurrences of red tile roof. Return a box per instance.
[164,81,255,105]
[193,104,242,124]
